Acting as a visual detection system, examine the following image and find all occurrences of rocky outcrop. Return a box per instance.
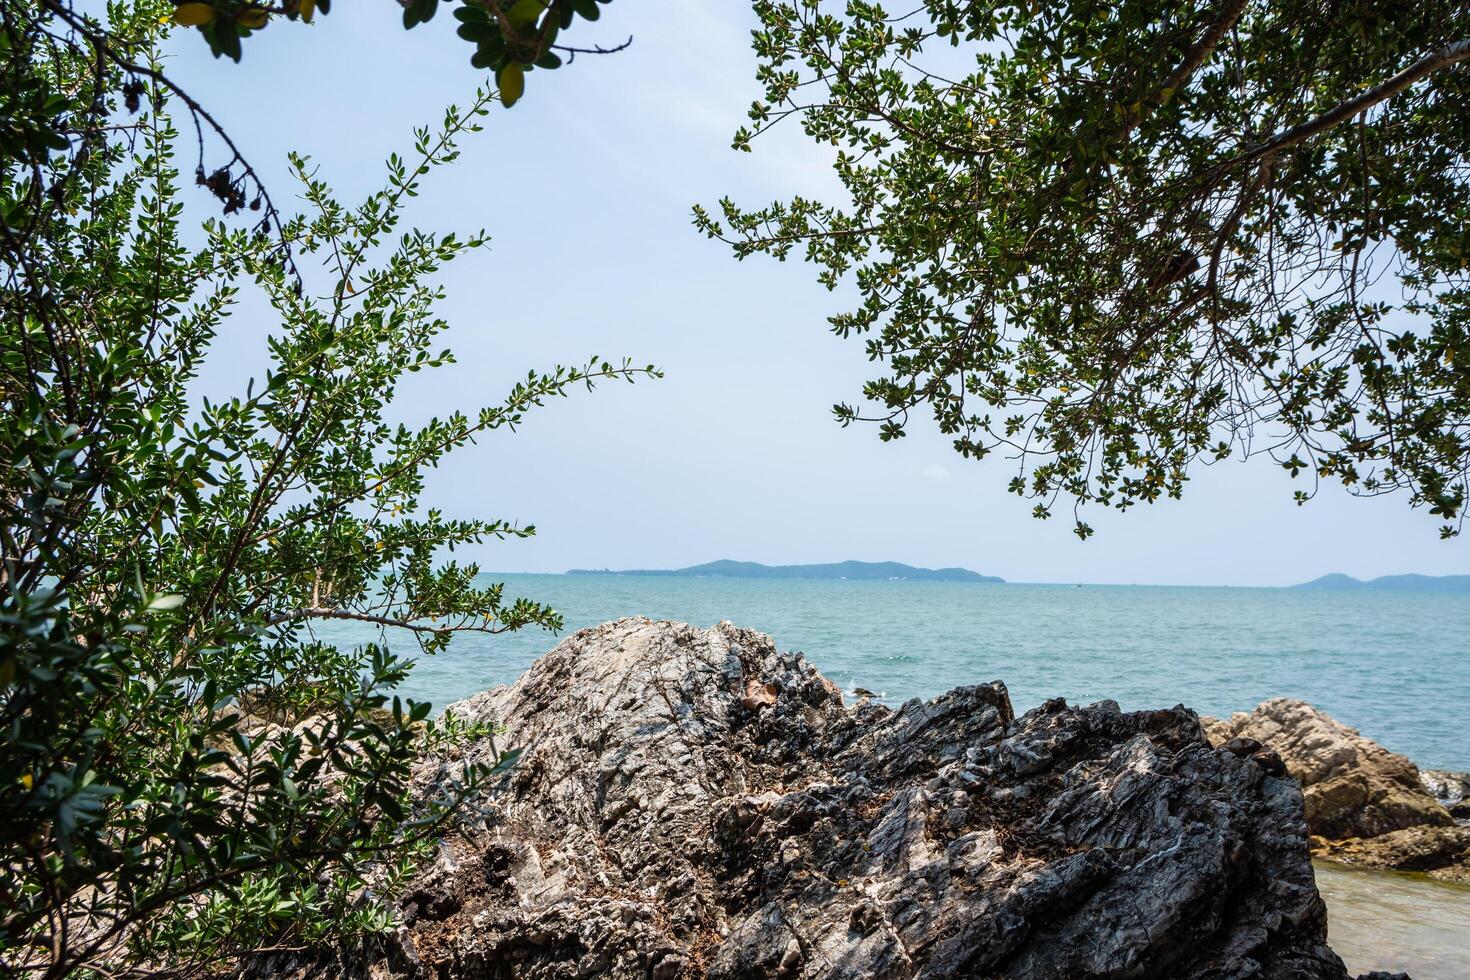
[1314,826,1470,883]
[1201,699,1453,840]
[1202,700,1467,883]
[1420,769,1470,821]
[252,618,1398,979]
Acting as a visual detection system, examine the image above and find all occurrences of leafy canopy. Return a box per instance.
[698,0,1470,537]
[1,1,655,973]
[161,0,621,106]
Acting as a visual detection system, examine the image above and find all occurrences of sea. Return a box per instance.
[318,574,1470,978]
[329,575,1469,771]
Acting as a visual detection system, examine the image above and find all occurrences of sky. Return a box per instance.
[157,2,1469,587]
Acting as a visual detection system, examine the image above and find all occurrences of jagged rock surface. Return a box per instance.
[1201,699,1453,840]
[1313,826,1470,883]
[276,619,1394,979]
[1201,700,1470,885]
[1420,770,1470,821]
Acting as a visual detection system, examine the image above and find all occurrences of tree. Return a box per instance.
[164,0,624,104]
[698,0,1470,538]
[1,2,656,973]
[17,0,625,310]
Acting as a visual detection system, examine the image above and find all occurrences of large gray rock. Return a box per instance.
[1201,699,1453,840]
[268,619,1394,979]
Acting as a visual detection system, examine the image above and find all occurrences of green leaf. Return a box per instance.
[507,0,543,28]
[497,62,525,107]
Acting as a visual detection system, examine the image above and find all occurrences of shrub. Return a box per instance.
[0,4,655,973]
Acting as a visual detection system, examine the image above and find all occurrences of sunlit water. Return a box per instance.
[1315,862,1470,979]
[326,576,1469,769]
[318,576,1470,972]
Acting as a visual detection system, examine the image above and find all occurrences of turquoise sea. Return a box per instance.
[333,575,1469,771]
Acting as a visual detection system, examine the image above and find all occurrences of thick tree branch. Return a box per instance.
[266,606,504,633]
[1059,0,1248,192]
[1206,156,1275,306]
[1234,38,1470,167]
[1120,0,1250,139]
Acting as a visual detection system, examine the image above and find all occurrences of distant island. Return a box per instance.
[566,559,1004,583]
[1292,573,1470,593]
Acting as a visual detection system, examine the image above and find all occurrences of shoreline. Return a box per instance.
[396,576,1470,771]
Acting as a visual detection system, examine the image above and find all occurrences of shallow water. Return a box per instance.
[1315,861,1470,979]
[325,575,1470,769]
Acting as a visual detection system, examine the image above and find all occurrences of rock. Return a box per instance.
[1314,826,1470,883]
[1202,699,1453,840]
[266,619,1397,979]
[1202,701,1468,883]
[741,678,779,711]
[1420,769,1470,821]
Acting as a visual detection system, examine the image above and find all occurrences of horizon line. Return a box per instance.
[470,568,1468,590]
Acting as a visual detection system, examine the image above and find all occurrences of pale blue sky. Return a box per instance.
[161,2,1467,586]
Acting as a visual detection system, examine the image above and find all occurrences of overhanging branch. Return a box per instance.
[266,607,502,633]
[1120,0,1249,139]
[1234,38,1470,168]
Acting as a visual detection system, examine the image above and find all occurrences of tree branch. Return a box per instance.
[37,0,299,284]
[265,606,505,633]
[1233,38,1470,168]
[1119,0,1249,139]
[552,35,634,63]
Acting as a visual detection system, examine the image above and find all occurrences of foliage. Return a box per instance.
[1,4,655,974]
[161,0,622,106]
[698,0,1470,538]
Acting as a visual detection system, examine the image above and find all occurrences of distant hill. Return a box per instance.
[1292,573,1470,593]
[566,559,1003,583]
